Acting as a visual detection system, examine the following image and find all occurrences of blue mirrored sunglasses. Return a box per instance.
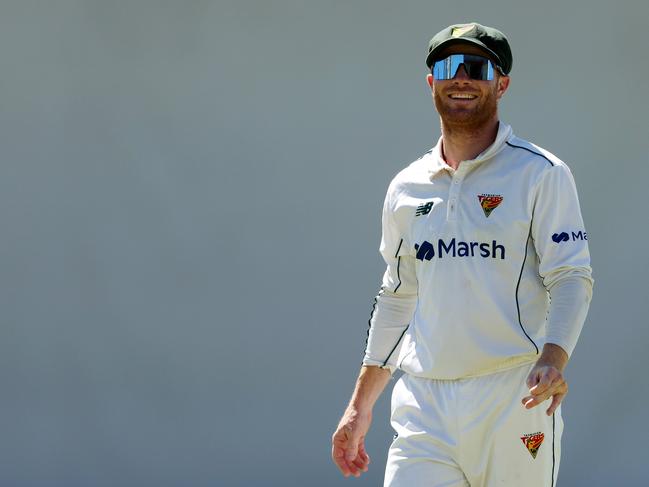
[432,54,500,81]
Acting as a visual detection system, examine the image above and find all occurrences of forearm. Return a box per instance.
[347,365,392,413]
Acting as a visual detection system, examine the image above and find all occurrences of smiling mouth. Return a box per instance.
[448,93,478,100]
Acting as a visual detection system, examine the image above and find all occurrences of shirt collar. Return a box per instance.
[427,122,513,178]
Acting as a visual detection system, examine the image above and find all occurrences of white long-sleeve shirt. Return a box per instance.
[363,122,593,379]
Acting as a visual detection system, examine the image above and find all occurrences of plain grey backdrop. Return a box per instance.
[1,0,647,486]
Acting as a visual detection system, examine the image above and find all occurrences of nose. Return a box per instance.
[453,64,470,81]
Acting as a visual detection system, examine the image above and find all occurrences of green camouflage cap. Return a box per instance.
[426,22,513,74]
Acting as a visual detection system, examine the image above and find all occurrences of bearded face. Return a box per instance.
[432,73,500,131]
[427,44,509,133]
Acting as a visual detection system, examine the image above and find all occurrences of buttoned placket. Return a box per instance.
[447,164,469,222]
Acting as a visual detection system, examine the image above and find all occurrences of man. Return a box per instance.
[331,23,593,486]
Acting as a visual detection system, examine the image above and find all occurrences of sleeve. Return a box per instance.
[530,163,594,356]
[362,186,418,372]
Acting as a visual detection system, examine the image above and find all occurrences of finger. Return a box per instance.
[337,450,360,477]
[346,453,364,477]
[340,430,363,477]
[546,392,565,416]
[332,429,354,477]
[353,447,369,471]
[344,444,368,477]
[546,382,568,415]
[530,370,564,396]
[529,372,553,395]
[524,377,567,409]
[523,391,553,408]
[534,376,565,397]
[358,442,371,464]
[350,443,369,472]
[332,446,352,477]
[526,370,541,388]
[346,460,361,477]
[352,456,369,473]
[523,396,541,409]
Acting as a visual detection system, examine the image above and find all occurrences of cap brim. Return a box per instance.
[426,38,503,70]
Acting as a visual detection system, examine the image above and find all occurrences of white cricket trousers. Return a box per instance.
[384,363,563,487]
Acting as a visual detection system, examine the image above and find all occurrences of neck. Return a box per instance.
[440,117,500,170]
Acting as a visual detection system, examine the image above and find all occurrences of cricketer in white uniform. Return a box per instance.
[332,23,593,486]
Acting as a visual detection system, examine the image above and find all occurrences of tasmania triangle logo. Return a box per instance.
[478,194,504,217]
[521,432,545,459]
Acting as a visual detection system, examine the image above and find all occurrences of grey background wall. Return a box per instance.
[0,0,646,486]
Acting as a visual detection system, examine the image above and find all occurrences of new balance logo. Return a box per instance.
[415,201,435,216]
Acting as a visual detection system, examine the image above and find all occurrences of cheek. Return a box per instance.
[432,80,449,97]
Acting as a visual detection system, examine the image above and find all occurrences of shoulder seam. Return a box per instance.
[506,141,555,167]
[413,148,433,162]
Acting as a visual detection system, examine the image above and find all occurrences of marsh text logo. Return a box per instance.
[414,238,505,260]
[552,231,587,243]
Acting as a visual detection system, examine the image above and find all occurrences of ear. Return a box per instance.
[427,73,434,89]
[496,75,510,100]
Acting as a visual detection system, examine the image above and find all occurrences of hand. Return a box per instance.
[331,408,372,478]
[522,363,568,416]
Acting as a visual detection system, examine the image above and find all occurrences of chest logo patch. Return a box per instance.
[415,201,435,216]
[520,432,545,459]
[477,194,503,217]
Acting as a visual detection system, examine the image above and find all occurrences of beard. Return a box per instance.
[433,85,499,133]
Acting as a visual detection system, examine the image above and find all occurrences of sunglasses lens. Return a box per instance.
[464,56,489,79]
[432,54,495,81]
